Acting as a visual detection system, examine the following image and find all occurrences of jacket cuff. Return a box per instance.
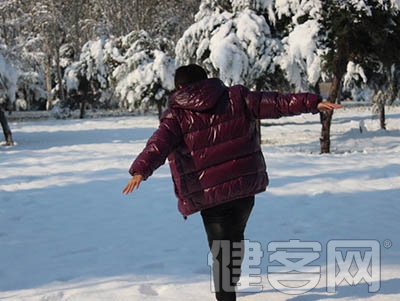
[129,164,149,180]
[309,94,322,114]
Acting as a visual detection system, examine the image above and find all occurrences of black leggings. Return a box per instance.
[201,196,255,301]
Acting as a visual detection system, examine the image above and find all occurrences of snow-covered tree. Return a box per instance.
[342,61,369,102]
[269,0,325,91]
[113,31,175,118]
[142,0,201,48]
[30,0,69,110]
[64,0,110,60]
[348,61,400,130]
[0,0,31,46]
[70,35,121,90]
[64,35,122,118]
[0,0,46,110]
[86,0,200,48]
[0,0,200,119]
[364,5,400,130]
[176,0,284,90]
[15,71,47,110]
[0,52,18,145]
[64,31,175,119]
[319,0,400,151]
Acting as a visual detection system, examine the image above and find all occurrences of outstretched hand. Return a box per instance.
[122,174,144,194]
[317,101,343,112]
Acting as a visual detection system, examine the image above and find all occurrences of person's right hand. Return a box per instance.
[122,174,144,194]
[317,101,343,112]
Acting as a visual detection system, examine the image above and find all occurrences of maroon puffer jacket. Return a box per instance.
[129,78,320,217]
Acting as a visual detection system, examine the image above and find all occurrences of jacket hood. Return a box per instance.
[168,78,228,111]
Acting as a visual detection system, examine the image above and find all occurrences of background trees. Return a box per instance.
[64,35,121,118]
[1,0,399,153]
[113,31,175,118]
[319,0,400,152]
[0,52,17,145]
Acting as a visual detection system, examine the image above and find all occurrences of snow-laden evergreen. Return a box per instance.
[342,62,370,102]
[65,35,122,92]
[62,35,123,117]
[176,0,326,91]
[1,0,67,111]
[176,1,281,89]
[349,0,400,13]
[278,18,322,90]
[63,31,175,114]
[270,0,324,90]
[15,71,47,110]
[343,62,367,89]
[269,0,400,96]
[113,31,175,113]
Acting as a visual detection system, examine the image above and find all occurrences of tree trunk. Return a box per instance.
[55,47,65,104]
[2,14,8,45]
[320,110,333,154]
[45,56,53,111]
[0,108,13,146]
[118,0,124,35]
[72,0,81,60]
[136,0,141,30]
[79,95,86,119]
[320,39,347,154]
[380,104,386,130]
[320,74,342,153]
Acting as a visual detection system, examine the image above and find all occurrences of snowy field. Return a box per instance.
[1,105,400,300]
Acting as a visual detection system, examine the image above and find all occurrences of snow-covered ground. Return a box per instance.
[1,105,399,300]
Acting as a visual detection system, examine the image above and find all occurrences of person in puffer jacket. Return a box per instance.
[122,64,341,301]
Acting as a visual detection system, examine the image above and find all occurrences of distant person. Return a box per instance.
[123,64,341,301]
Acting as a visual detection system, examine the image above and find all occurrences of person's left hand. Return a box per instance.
[122,174,144,194]
[317,101,343,112]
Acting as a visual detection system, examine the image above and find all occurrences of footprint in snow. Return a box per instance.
[41,291,64,301]
[139,284,159,296]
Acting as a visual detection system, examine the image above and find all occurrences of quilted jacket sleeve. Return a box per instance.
[241,86,321,119]
[128,110,182,180]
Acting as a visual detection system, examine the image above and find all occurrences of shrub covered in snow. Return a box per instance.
[112,31,175,115]
[63,31,175,116]
[63,35,123,113]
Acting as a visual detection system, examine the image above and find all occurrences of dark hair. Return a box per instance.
[174,64,208,89]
